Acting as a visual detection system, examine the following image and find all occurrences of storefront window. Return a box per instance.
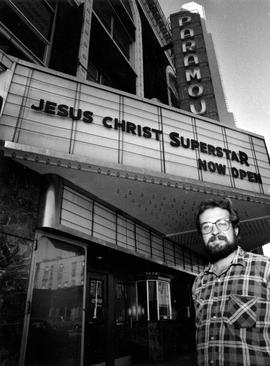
[25,237,85,366]
[158,280,171,320]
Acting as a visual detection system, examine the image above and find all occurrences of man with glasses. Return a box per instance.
[192,198,270,366]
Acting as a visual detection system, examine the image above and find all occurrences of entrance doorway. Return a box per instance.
[84,272,131,366]
[85,272,108,366]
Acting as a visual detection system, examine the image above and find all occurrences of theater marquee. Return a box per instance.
[1,61,270,195]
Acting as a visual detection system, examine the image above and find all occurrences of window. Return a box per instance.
[93,0,135,60]
[89,279,103,320]
[57,263,64,286]
[25,237,85,366]
[41,266,49,288]
[127,276,172,321]
[0,0,55,61]
[158,280,171,320]
[72,261,77,277]
[9,0,54,39]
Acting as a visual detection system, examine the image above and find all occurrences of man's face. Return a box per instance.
[199,207,239,262]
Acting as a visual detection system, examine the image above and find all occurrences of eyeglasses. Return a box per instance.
[200,218,231,235]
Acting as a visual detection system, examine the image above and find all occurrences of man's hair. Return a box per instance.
[195,197,240,235]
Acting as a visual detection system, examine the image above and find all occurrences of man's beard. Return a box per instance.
[205,233,238,263]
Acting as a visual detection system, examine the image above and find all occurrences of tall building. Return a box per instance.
[0,1,270,366]
[170,1,235,125]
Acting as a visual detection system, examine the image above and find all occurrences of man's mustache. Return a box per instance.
[208,235,227,244]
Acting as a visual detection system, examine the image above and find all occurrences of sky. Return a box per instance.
[159,0,270,152]
[158,0,270,256]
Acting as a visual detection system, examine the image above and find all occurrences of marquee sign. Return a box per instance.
[178,14,206,115]
[30,97,262,186]
[170,11,219,120]
[0,61,270,195]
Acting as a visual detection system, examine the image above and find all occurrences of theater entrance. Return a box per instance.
[84,271,131,366]
[20,233,196,366]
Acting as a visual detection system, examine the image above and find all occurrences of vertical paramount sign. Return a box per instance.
[170,10,219,120]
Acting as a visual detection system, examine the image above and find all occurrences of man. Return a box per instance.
[192,197,270,366]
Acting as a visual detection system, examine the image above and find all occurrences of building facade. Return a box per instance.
[0,1,270,366]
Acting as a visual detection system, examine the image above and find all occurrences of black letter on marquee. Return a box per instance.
[198,159,207,171]
[57,104,69,117]
[254,173,262,184]
[239,169,247,180]
[83,111,93,123]
[239,151,249,167]
[180,136,190,149]
[231,151,240,163]
[231,167,239,178]
[152,128,162,141]
[31,98,44,111]
[44,101,57,115]
[126,122,137,135]
[223,148,231,160]
[142,126,152,139]
[207,144,216,156]
[169,132,180,147]
[216,147,223,158]
[114,118,125,131]
[69,107,82,120]
[200,142,207,154]
[215,163,226,175]
[103,116,113,128]
[208,161,216,173]
[191,139,199,150]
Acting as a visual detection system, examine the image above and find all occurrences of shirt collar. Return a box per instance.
[204,246,246,274]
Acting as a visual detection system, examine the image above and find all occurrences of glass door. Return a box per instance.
[114,281,131,361]
[84,272,108,366]
[24,236,86,366]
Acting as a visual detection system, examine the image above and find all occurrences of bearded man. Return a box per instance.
[192,198,270,366]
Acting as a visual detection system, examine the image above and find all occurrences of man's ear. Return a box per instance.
[234,226,239,237]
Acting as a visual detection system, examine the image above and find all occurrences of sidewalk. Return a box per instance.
[133,352,197,366]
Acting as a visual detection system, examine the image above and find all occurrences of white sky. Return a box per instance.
[159,0,270,152]
[264,243,270,257]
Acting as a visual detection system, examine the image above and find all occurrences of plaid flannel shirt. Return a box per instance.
[192,246,270,366]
